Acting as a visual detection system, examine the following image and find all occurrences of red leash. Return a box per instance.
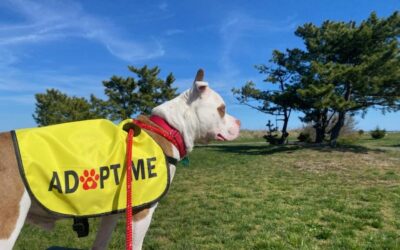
[125,129,134,250]
[125,116,185,249]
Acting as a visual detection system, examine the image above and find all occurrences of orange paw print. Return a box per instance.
[80,169,100,190]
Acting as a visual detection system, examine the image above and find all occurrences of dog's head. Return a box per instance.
[152,69,240,151]
[188,69,240,144]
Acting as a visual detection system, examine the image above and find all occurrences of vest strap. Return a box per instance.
[73,217,89,238]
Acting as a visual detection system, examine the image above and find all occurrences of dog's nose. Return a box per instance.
[235,119,241,127]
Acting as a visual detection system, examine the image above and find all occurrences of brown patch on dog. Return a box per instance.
[136,115,174,158]
[0,132,25,239]
[217,104,226,118]
[133,208,149,222]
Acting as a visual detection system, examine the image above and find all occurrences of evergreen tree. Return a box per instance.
[234,12,399,145]
[33,89,103,126]
[33,65,177,125]
[102,65,177,120]
[233,49,303,144]
[295,11,400,146]
[296,72,340,143]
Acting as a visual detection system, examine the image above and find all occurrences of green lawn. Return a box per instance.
[15,133,400,249]
[357,132,400,148]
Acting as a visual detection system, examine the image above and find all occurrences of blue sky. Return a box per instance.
[0,0,399,131]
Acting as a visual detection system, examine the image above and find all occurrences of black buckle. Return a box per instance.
[72,218,89,238]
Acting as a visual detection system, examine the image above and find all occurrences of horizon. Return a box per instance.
[0,0,399,132]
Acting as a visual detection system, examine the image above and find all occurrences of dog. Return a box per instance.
[0,69,240,250]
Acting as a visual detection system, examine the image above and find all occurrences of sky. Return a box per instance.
[0,0,399,131]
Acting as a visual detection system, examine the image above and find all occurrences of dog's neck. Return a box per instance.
[151,89,199,153]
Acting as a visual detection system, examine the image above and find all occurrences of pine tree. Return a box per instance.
[295,11,400,146]
[102,65,177,120]
[33,65,177,125]
[33,89,103,126]
[233,49,303,144]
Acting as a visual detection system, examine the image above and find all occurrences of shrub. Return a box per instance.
[327,115,358,136]
[264,135,279,145]
[238,130,265,140]
[358,129,364,135]
[264,133,288,145]
[297,132,312,143]
[298,124,316,142]
[370,127,386,139]
[337,133,361,145]
[298,115,358,144]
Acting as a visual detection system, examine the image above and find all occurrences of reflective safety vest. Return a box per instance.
[12,119,170,217]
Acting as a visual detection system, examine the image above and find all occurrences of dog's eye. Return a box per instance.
[217,104,226,118]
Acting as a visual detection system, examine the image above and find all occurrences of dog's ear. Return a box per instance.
[194,69,208,93]
[194,69,204,82]
[195,81,209,93]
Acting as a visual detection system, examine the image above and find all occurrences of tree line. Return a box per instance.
[34,65,177,126]
[34,12,399,147]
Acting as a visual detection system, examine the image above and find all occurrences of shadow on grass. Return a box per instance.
[203,143,385,156]
[314,144,386,153]
[47,247,83,250]
[205,144,302,155]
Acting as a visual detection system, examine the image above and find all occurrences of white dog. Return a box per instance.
[0,69,240,250]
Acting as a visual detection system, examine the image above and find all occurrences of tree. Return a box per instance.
[233,49,303,144]
[33,89,103,126]
[296,77,339,143]
[33,65,177,125]
[295,11,400,146]
[102,65,177,121]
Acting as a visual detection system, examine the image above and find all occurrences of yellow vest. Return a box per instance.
[12,119,170,217]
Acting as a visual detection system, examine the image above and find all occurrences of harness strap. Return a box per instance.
[166,156,178,165]
[132,116,186,159]
[72,217,89,237]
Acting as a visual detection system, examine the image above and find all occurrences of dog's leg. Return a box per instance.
[91,205,158,250]
[0,189,31,250]
[92,213,119,250]
[131,164,175,249]
[92,164,176,250]
[132,204,158,250]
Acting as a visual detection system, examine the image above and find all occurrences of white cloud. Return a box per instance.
[0,94,35,105]
[158,3,168,11]
[103,38,165,61]
[0,49,18,67]
[218,11,298,81]
[165,29,184,36]
[0,0,167,105]
[0,69,105,95]
[0,0,165,62]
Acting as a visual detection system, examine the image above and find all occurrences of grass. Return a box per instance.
[357,132,400,148]
[15,133,400,249]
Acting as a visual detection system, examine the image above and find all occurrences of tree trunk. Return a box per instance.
[278,80,290,145]
[330,111,346,147]
[314,108,328,143]
[315,126,325,143]
[280,113,289,144]
[330,83,352,147]
[279,108,290,144]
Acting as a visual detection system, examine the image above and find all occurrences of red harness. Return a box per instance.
[132,115,187,159]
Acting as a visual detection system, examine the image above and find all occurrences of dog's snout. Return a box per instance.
[235,119,241,127]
